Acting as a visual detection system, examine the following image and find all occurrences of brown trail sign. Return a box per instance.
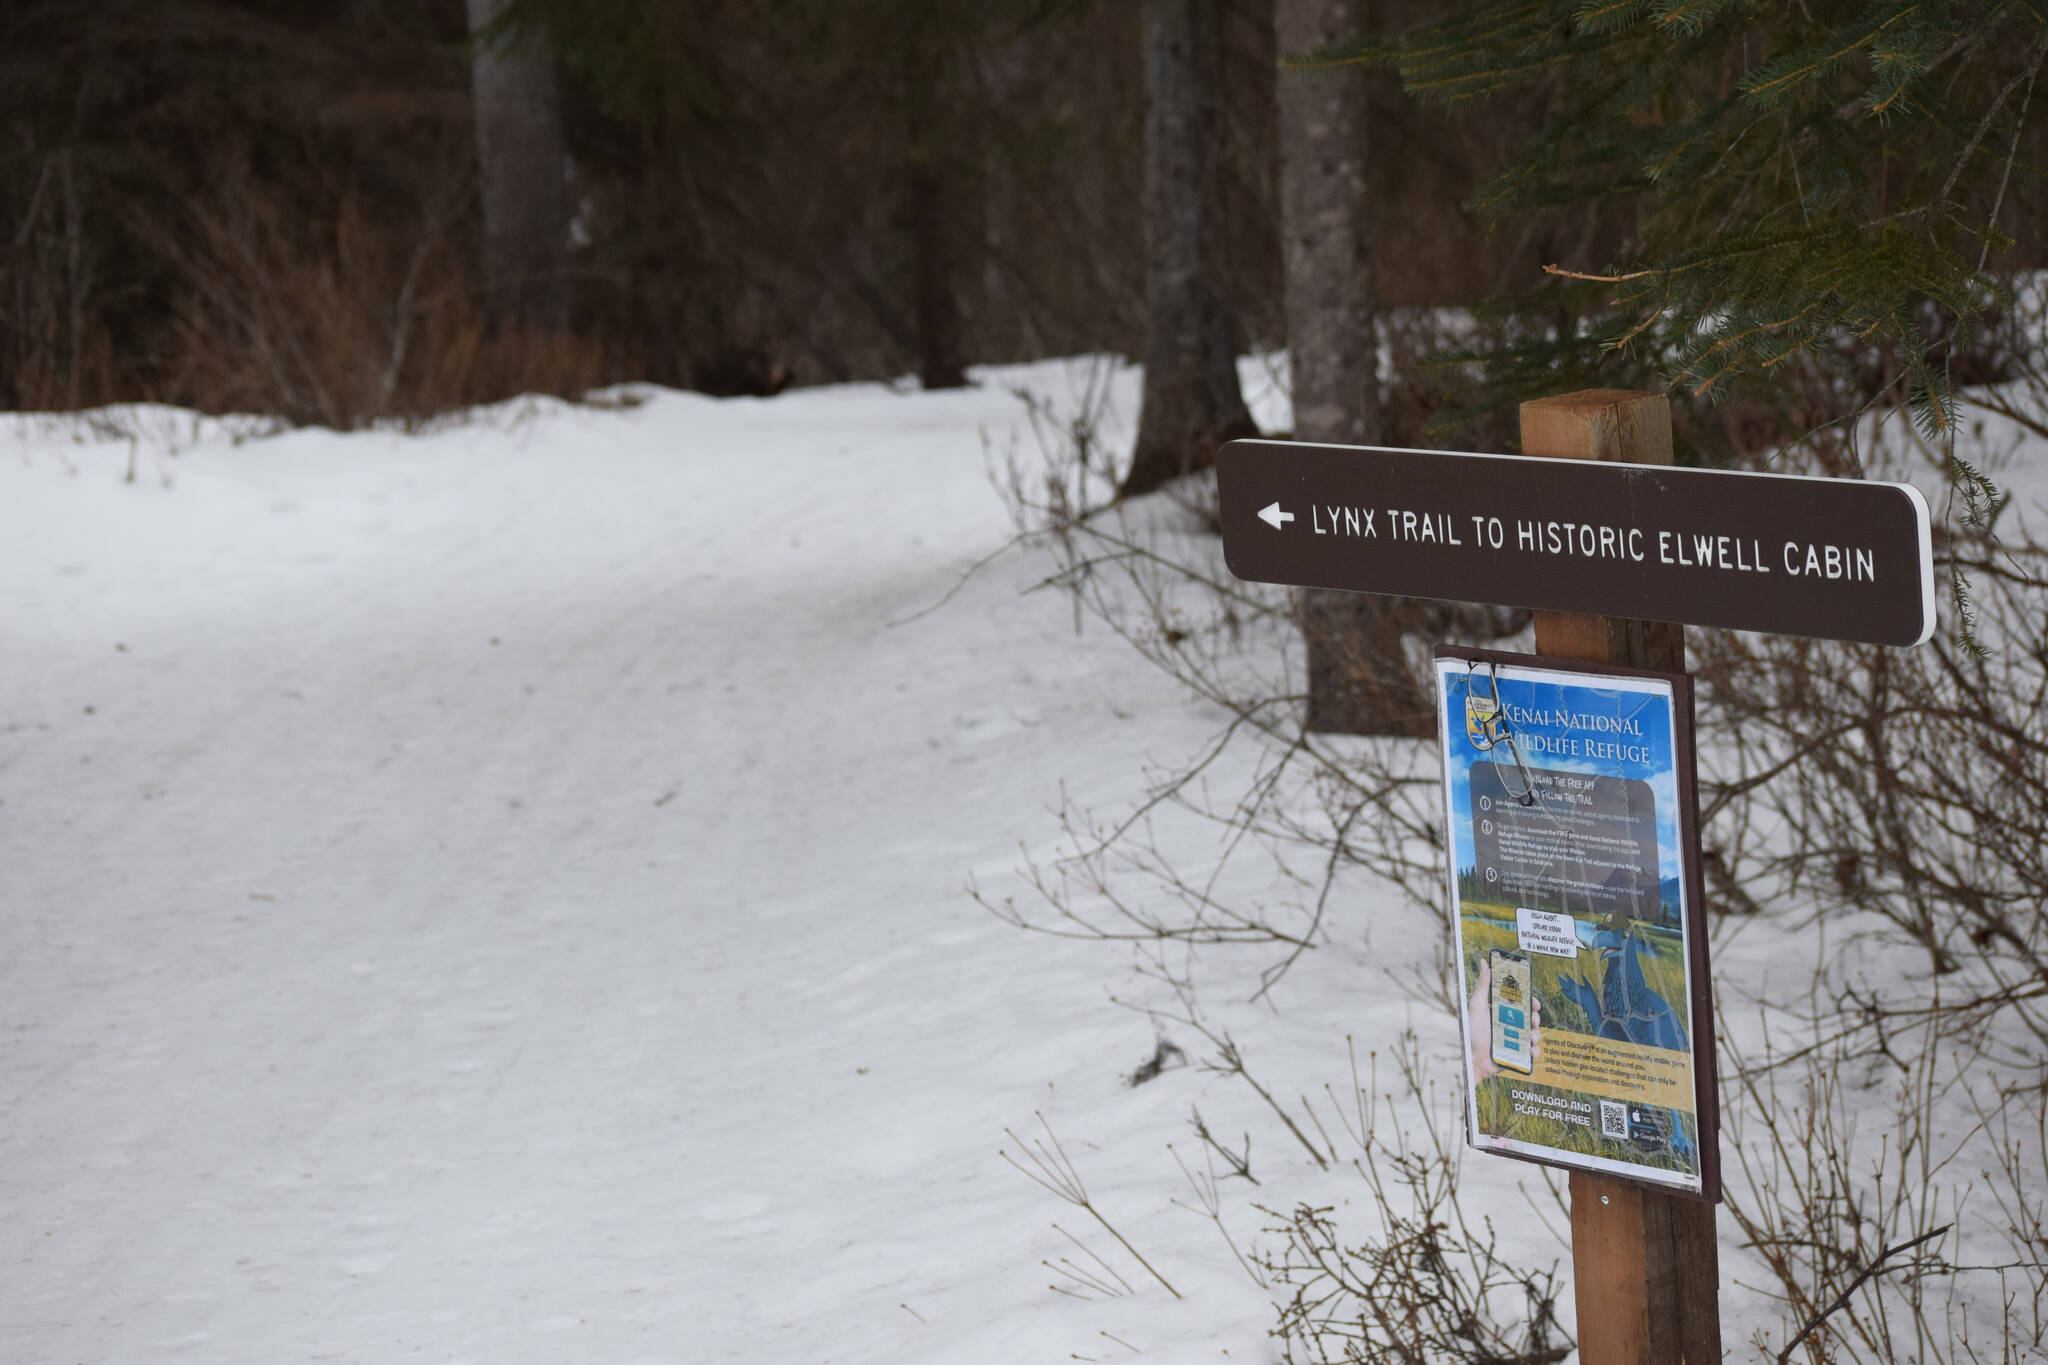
[1216,390,1938,1365]
[1218,426,1934,647]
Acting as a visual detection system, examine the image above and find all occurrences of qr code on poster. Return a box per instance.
[1600,1101,1627,1140]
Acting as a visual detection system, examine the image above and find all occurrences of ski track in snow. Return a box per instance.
[0,369,1284,1363]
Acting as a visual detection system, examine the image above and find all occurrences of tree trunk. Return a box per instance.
[905,158,968,390]
[1277,0,1374,448]
[903,45,969,391]
[1278,0,1430,736]
[466,0,572,331]
[1123,0,1255,500]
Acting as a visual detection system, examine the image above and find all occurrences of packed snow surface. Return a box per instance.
[2,363,1308,1362]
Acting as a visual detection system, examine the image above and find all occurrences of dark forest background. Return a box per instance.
[7,0,2043,472]
[0,0,1566,433]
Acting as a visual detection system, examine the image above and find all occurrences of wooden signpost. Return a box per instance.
[1215,390,1937,1364]
[1522,391,1717,1365]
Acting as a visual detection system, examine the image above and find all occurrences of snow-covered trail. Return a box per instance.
[1,376,1267,1362]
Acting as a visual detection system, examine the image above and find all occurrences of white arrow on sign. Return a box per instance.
[1257,501,1295,530]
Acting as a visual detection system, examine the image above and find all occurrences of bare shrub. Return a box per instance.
[1692,350,2048,1056]
[1696,546,2048,1008]
[127,153,607,428]
[1261,1034,1571,1365]
[977,353,1578,1354]
[978,330,1526,1009]
[968,487,1461,1003]
[1002,1113,1183,1301]
[1677,377,2048,1359]
[1722,1011,1960,1362]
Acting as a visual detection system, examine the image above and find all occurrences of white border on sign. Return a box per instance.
[1899,481,1935,646]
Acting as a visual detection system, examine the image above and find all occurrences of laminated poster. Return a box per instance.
[1433,649,1715,1198]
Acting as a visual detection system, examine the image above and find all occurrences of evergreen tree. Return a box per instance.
[1360,1,2047,473]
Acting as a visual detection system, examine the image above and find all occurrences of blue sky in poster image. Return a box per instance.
[1435,660,1683,880]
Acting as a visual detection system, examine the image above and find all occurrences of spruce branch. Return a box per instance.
[1540,263,1659,283]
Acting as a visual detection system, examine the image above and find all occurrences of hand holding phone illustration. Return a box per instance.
[1487,949,1536,1074]
[1468,951,1541,1081]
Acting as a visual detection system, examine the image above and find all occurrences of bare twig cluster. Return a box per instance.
[1718,995,2048,1363]
[979,414,1479,1006]
[1002,1113,1183,1300]
[1261,1034,1571,1365]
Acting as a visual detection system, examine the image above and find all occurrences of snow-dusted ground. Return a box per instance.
[6,360,2042,1363]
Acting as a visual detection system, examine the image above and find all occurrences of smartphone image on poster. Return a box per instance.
[1489,948,1534,1075]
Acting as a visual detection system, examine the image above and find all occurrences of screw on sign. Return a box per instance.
[1216,390,1937,1365]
